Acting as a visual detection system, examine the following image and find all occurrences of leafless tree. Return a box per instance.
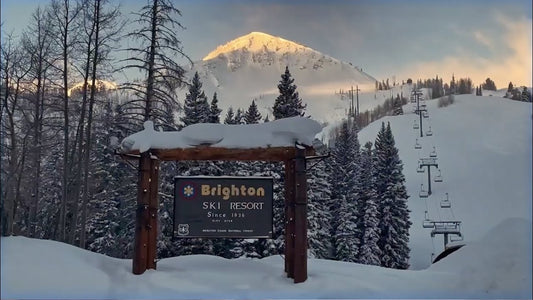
[19,7,58,237]
[120,0,191,126]
[49,0,83,242]
[1,33,32,235]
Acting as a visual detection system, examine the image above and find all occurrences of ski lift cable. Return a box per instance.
[430,234,436,263]
[449,201,457,219]
[437,200,443,221]
[424,192,430,215]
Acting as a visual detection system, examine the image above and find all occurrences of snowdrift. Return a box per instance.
[1,218,530,299]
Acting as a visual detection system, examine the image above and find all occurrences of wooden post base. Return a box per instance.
[133,152,159,274]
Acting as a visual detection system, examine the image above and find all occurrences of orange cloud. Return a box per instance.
[398,14,532,88]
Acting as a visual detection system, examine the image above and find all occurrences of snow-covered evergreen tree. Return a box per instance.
[329,119,361,261]
[224,107,237,124]
[374,122,411,269]
[273,66,306,120]
[234,108,245,124]
[356,142,381,266]
[181,72,210,126]
[307,152,333,259]
[334,195,358,262]
[208,92,222,123]
[521,87,531,102]
[86,98,137,258]
[244,99,262,124]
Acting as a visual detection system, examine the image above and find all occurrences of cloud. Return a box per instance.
[473,31,494,49]
[397,14,532,88]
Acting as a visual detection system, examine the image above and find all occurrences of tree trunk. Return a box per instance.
[144,0,158,121]
[79,0,101,249]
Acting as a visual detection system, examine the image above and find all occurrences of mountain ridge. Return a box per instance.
[183,31,379,124]
[203,31,317,61]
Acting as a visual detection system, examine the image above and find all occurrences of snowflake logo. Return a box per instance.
[183,185,194,197]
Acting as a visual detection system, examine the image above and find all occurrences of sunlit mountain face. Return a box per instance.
[68,80,118,96]
[183,31,378,125]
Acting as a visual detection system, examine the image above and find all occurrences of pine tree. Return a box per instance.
[224,107,236,124]
[330,119,361,261]
[234,108,244,124]
[307,149,333,259]
[334,195,359,262]
[181,72,210,126]
[482,77,496,91]
[273,66,306,119]
[356,142,381,265]
[208,92,222,123]
[393,94,403,115]
[374,122,411,269]
[521,87,531,102]
[450,74,456,95]
[86,98,137,258]
[244,99,262,124]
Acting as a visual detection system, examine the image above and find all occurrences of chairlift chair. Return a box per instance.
[440,192,450,208]
[413,120,420,129]
[423,211,435,228]
[450,233,464,242]
[414,139,422,150]
[426,126,433,136]
[429,147,437,158]
[417,164,424,173]
[419,184,429,198]
[423,111,429,118]
[434,169,443,183]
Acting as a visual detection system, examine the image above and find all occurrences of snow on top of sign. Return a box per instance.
[119,117,322,153]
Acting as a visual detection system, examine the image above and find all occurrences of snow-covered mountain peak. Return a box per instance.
[202,31,316,61]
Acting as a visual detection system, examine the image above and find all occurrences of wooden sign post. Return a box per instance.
[122,145,313,283]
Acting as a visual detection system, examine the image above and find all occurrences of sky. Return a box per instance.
[1,0,532,88]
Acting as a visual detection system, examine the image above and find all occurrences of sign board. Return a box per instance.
[174,176,273,238]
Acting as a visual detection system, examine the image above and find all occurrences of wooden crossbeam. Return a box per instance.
[119,146,314,162]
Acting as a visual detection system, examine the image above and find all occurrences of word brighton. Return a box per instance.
[201,184,266,200]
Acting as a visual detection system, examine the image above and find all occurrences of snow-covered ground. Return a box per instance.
[1,95,531,299]
[2,218,530,299]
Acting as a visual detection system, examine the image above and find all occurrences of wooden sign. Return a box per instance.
[174,176,273,238]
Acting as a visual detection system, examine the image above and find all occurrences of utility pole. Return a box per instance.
[349,85,361,121]
[350,86,354,118]
[356,85,360,119]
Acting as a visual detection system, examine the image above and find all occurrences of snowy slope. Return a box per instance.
[182,32,380,125]
[358,95,532,270]
[1,218,530,299]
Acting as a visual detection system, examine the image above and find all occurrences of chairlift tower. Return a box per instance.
[422,194,463,250]
[423,219,463,249]
[418,157,439,195]
[413,90,426,137]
